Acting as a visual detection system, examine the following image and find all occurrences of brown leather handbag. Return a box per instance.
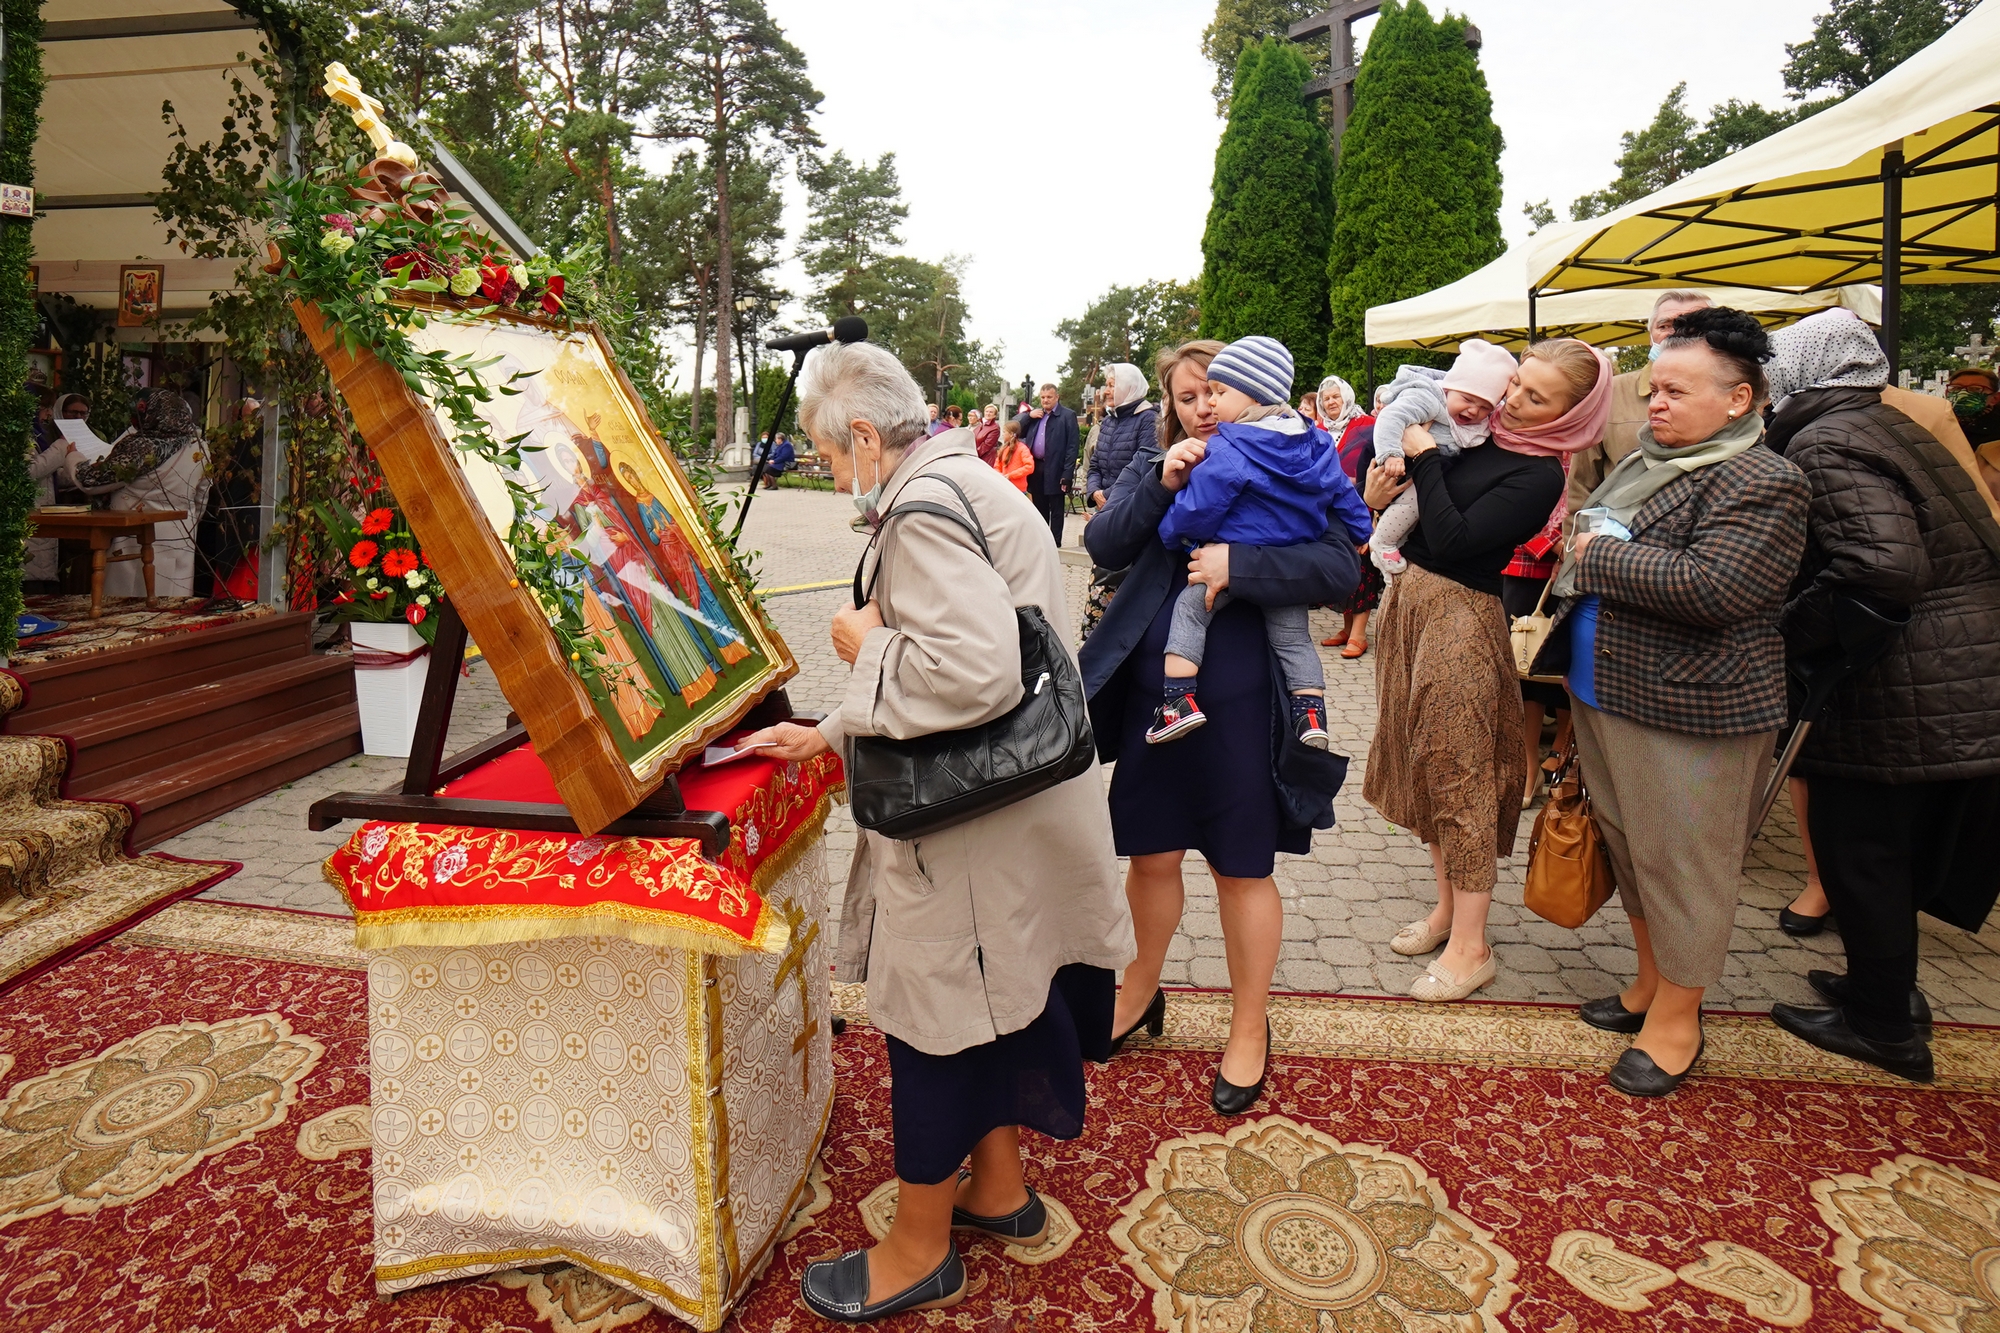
[1523,740,1617,929]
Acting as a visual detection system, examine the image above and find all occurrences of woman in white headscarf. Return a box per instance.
[72,389,211,599]
[1084,363,1156,510]
[1317,374,1382,658]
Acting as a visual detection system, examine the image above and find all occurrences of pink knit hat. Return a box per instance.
[1439,338,1518,410]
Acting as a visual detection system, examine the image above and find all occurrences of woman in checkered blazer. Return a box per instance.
[1533,308,1810,1099]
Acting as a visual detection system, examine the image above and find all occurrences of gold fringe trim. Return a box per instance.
[377,1245,704,1322]
[349,898,788,957]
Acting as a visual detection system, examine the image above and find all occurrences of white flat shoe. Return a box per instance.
[1409,953,1497,1002]
[1390,919,1450,956]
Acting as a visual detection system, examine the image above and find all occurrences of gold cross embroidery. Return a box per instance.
[322,62,419,167]
[773,898,822,1095]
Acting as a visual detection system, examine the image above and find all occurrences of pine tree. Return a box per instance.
[1324,0,1502,384]
[1199,38,1335,392]
[1783,0,1976,102]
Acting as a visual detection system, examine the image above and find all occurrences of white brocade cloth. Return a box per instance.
[368,841,834,1329]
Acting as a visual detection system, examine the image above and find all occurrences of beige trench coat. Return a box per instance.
[816,430,1135,1056]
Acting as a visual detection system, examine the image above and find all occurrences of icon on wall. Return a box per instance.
[117,264,164,328]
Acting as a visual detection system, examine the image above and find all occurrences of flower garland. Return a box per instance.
[265,153,636,699]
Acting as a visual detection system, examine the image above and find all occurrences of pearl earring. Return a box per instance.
[1727,410,1737,418]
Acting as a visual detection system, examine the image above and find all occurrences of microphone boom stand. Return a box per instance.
[730,345,809,540]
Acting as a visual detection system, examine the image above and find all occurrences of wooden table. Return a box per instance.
[27,508,189,619]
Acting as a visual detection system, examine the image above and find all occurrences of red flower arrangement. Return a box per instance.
[540,274,565,316]
[479,256,522,306]
[316,501,445,645]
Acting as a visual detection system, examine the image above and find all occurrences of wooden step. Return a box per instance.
[96,705,364,851]
[9,612,317,728]
[62,653,358,790]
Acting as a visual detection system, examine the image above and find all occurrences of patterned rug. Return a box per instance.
[0,736,236,992]
[3,902,2000,1332]
[12,594,273,665]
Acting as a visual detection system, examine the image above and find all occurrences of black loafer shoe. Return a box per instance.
[1211,1020,1270,1116]
[952,1187,1049,1248]
[1805,970,1933,1038]
[801,1246,966,1324]
[1607,1033,1704,1098]
[1778,906,1834,937]
[1107,988,1166,1059]
[1579,994,1647,1035]
[1771,1002,1934,1083]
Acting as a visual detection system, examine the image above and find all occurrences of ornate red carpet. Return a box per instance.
[1,902,1998,1332]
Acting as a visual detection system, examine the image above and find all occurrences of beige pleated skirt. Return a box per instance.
[1363,564,1526,895]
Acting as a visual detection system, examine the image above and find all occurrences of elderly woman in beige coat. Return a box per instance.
[743,341,1134,1324]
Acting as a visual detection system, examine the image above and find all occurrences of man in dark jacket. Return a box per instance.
[1016,384,1079,546]
[1763,311,2000,1084]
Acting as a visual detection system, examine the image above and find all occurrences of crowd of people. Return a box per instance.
[741,301,2000,1321]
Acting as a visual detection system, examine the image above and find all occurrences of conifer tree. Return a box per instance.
[1199,39,1335,392]
[1324,0,1501,384]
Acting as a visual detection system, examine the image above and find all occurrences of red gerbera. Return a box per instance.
[406,604,428,626]
[348,540,379,569]
[360,507,395,536]
[540,273,566,316]
[381,548,419,578]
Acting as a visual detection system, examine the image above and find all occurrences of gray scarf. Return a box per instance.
[1551,410,1764,597]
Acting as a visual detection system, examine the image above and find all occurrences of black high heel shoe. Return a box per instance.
[1107,988,1166,1058]
[1211,1019,1270,1116]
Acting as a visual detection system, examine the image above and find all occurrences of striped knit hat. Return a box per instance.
[1207,335,1294,406]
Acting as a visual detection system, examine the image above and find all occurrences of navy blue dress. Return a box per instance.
[1107,558,1311,878]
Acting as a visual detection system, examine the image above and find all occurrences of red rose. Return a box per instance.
[406,604,427,626]
[348,540,379,569]
[540,274,565,316]
[381,548,419,577]
[360,507,394,536]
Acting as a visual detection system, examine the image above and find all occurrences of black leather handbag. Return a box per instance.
[846,473,1095,841]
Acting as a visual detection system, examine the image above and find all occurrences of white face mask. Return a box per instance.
[1648,340,1665,363]
[851,447,884,522]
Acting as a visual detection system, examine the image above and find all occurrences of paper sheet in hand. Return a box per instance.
[54,418,115,462]
[701,741,775,767]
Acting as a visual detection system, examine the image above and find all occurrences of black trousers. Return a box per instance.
[1028,488,1065,546]
[1806,772,2000,1042]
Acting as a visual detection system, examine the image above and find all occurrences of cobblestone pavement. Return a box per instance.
[174,482,2000,1023]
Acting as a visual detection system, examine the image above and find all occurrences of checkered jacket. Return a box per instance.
[1536,443,1810,736]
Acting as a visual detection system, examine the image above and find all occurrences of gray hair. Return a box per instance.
[1652,289,1713,317]
[797,342,930,455]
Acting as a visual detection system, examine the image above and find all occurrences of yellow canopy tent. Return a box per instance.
[1522,0,2000,364]
[1367,227,1880,353]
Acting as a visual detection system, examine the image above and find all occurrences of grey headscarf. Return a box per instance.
[1767,308,1888,407]
[1104,362,1148,410]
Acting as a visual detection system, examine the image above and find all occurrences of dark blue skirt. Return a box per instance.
[1107,574,1310,878]
[884,963,1113,1186]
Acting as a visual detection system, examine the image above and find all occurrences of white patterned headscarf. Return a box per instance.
[1104,362,1148,410]
[1317,375,1362,437]
[1767,307,1889,406]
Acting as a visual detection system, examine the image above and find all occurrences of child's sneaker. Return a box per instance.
[1292,698,1330,751]
[1146,691,1206,744]
[1372,544,1407,577]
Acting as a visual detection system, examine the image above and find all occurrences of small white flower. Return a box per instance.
[743,822,762,856]
[319,231,356,256]
[360,825,390,862]
[365,577,379,589]
[432,843,470,883]
[567,837,608,865]
[416,594,432,607]
[448,267,481,297]
[405,569,423,588]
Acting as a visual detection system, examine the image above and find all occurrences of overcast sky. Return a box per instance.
[657,0,1832,395]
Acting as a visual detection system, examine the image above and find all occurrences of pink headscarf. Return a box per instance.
[1491,342,1616,459]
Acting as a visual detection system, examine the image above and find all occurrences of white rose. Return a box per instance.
[416,594,432,607]
[405,570,423,588]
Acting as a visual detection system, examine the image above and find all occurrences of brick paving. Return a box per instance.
[169,482,2000,1023]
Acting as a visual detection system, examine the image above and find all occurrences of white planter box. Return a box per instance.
[350,621,430,758]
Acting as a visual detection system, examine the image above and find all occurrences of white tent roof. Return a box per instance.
[32,0,537,319]
[1524,1,2000,293]
[35,0,267,317]
[1369,226,1881,351]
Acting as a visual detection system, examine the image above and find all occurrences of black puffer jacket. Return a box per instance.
[1084,400,1157,500]
[1777,386,2000,781]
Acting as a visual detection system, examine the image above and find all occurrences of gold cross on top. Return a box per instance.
[323,62,419,167]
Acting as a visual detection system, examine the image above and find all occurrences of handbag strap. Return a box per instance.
[852,471,993,607]
[1532,575,1554,618]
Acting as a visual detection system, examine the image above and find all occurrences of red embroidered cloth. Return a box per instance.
[322,740,843,955]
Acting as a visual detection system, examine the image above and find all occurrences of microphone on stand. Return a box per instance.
[732,318,868,538]
[765,316,868,353]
